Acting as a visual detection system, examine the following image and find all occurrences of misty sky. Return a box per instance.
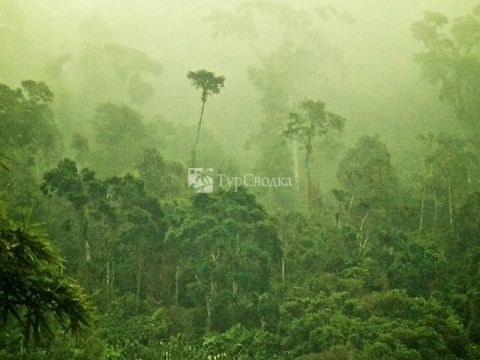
[2,0,478,170]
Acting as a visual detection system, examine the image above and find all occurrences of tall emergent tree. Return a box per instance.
[283,99,345,207]
[0,80,61,172]
[412,6,480,141]
[187,69,225,166]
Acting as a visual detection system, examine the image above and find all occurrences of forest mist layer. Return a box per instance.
[1,0,475,168]
[2,0,480,359]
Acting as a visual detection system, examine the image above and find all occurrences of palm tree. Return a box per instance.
[0,203,90,346]
[187,70,225,166]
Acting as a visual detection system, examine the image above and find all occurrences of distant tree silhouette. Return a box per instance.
[187,69,225,166]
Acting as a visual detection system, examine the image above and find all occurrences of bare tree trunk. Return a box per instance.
[419,175,427,234]
[305,152,311,191]
[358,210,373,251]
[206,295,211,332]
[191,100,207,167]
[174,265,180,306]
[79,209,90,262]
[106,256,110,287]
[111,259,115,291]
[291,141,300,199]
[432,191,438,233]
[281,258,285,284]
[136,245,144,304]
[305,148,315,209]
[206,280,215,332]
[346,191,355,225]
[448,182,454,232]
[104,228,111,301]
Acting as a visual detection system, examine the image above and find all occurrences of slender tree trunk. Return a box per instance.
[304,147,313,209]
[206,280,215,332]
[111,259,115,291]
[359,210,371,237]
[419,175,427,234]
[191,100,207,167]
[432,191,438,233]
[136,243,144,304]
[79,208,90,262]
[291,141,300,199]
[346,190,355,225]
[281,258,285,284]
[105,229,111,301]
[174,265,180,306]
[305,151,311,187]
[206,295,211,332]
[358,210,372,251]
[106,250,110,301]
[448,182,454,233]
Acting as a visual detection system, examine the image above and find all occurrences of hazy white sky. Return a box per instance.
[3,0,477,167]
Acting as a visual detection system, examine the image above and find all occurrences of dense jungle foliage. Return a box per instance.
[2,1,480,359]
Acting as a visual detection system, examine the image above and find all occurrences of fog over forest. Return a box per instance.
[2,1,475,164]
[2,0,480,359]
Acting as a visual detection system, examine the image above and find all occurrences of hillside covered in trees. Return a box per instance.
[2,1,480,359]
